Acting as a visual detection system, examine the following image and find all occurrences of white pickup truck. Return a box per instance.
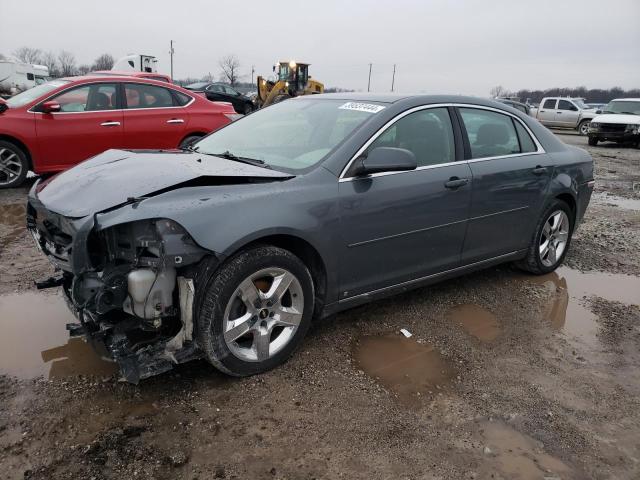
[587,98,640,147]
[530,97,597,135]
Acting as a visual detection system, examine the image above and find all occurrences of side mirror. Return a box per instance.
[42,101,61,113]
[353,147,417,176]
[596,109,602,114]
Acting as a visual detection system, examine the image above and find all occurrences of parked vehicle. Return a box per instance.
[26,94,594,382]
[0,61,49,96]
[0,75,240,188]
[93,70,172,83]
[496,98,531,116]
[586,102,606,111]
[112,54,159,73]
[184,82,254,114]
[530,97,597,135]
[588,98,640,146]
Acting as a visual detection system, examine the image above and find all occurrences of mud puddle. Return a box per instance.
[353,334,454,407]
[0,202,26,250]
[0,292,117,379]
[478,420,574,479]
[592,192,640,211]
[448,304,500,342]
[524,266,640,347]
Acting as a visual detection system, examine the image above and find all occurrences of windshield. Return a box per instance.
[193,99,382,172]
[602,101,640,115]
[185,82,209,90]
[6,80,70,108]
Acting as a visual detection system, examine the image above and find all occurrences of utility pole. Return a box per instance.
[169,40,174,81]
[367,63,372,92]
[251,65,255,85]
[391,64,396,92]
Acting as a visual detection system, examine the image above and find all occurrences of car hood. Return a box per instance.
[35,149,293,217]
[592,113,640,124]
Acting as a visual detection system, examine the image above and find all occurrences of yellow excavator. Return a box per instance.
[256,60,324,108]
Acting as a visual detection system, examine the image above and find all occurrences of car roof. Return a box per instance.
[61,74,175,86]
[610,98,640,102]
[305,92,522,110]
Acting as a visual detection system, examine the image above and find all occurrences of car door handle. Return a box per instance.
[100,121,121,127]
[167,118,184,124]
[444,177,469,189]
[532,166,547,175]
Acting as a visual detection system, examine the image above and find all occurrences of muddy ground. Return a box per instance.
[1,133,639,480]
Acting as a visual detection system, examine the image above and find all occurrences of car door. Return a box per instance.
[555,99,579,127]
[204,84,227,103]
[34,82,124,170]
[222,86,245,113]
[537,98,558,125]
[457,107,553,264]
[122,82,189,149]
[338,107,472,298]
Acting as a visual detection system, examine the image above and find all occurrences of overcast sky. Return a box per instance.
[1,0,638,95]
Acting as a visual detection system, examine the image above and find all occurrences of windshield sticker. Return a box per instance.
[339,102,386,114]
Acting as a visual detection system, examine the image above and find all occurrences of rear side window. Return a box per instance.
[124,83,175,109]
[459,108,520,159]
[27,73,34,80]
[514,121,537,153]
[366,107,455,167]
[173,91,192,106]
[542,99,557,109]
[557,100,576,111]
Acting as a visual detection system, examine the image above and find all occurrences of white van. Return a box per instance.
[0,61,50,96]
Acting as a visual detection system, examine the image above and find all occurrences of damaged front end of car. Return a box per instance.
[27,199,216,383]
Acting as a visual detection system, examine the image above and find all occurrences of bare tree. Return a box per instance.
[77,64,92,75]
[41,51,60,77]
[489,85,509,98]
[92,53,114,71]
[218,54,241,86]
[0,53,5,61]
[58,50,77,77]
[12,47,42,64]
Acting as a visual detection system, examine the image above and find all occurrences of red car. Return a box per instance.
[0,75,239,188]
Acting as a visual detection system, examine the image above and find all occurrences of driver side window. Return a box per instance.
[366,108,455,167]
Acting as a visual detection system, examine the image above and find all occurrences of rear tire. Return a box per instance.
[179,135,202,150]
[588,136,598,146]
[196,246,314,377]
[0,140,28,189]
[516,199,574,275]
[578,120,590,136]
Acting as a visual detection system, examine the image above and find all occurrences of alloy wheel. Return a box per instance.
[223,267,304,362]
[0,147,23,186]
[539,210,570,267]
[580,122,590,135]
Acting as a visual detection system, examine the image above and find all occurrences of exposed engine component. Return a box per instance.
[123,267,176,320]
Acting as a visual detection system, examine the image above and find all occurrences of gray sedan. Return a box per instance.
[27,94,594,382]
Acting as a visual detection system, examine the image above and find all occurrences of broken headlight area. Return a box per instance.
[60,218,214,383]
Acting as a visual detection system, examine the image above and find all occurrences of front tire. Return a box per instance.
[0,141,28,189]
[196,246,314,376]
[578,120,590,136]
[179,135,202,150]
[588,136,598,146]
[517,200,574,275]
